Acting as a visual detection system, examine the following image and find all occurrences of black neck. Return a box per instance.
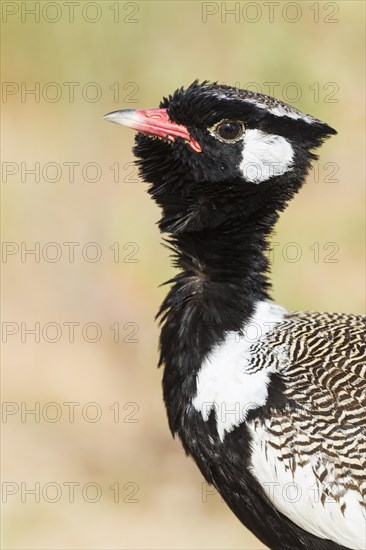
[158,206,278,433]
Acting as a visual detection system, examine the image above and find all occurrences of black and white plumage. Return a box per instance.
[104,81,366,550]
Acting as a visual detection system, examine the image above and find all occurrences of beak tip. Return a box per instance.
[103,109,136,126]
[103,111,117,123]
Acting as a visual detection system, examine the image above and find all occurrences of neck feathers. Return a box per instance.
[155,169,310,434]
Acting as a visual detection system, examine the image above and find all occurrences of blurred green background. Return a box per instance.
[2,1,365,549]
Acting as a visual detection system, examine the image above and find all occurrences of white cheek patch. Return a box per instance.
[240,129,294,184]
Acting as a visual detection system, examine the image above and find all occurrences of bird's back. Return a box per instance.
[247,310,366,549]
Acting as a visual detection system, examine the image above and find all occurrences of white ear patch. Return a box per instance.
[240,129,294,184]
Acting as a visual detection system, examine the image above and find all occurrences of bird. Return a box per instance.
[104,81,366,550]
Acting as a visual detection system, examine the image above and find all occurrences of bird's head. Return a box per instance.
[105,81,336,233]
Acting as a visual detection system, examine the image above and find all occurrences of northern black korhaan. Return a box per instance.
[104,81,366,550]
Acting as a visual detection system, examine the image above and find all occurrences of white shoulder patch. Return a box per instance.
[240,129,294,184]
[192,301,287,441]
[249,422,366,550]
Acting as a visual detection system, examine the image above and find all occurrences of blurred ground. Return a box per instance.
[1,1,365,549]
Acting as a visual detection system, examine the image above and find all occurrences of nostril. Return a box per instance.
[144,110,163,119]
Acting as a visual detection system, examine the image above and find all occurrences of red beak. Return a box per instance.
[104,108,202,153]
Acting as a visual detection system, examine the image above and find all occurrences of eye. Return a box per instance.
[214,120,245,142]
